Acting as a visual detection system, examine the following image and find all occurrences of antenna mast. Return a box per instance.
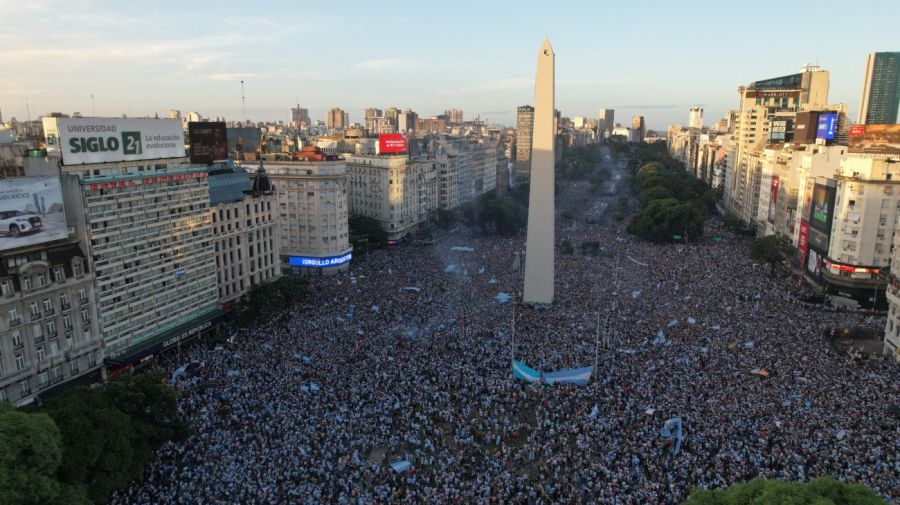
[241,80,246,125]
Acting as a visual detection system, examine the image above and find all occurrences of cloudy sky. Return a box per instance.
[1,0,898,130]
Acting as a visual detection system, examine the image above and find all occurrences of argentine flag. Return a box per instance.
[544,366,594,386]
[511,359,542,383]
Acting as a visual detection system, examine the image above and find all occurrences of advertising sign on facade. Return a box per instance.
[809,183,836,235]
[378,134,408,154]
[767,176,780,223]
[44,118,185,165]
[288,252,352,268]
[188,122,228,164]
[815,113,837,140]
[797,219,810,265]
[0,177,67,252]
[769,119,792,141]
[848,124,900,154]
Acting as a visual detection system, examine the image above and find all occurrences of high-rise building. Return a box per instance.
[631,116,646,141]
[858,52,900,125]
[264,147,351,275]
[42,117,223,367]
[445,108,464,124]
[689,107,703,129]
[398,109,418,132]
[290,107,310,127]
[327,108,349,130]
[515,105,535,180]
[364,108,383,133]
[167,109,181,120]
[598,108,614,132]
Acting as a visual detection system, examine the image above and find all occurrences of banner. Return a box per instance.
[45,117,185,165]
[511,359,593,386]
[661,417,684,456]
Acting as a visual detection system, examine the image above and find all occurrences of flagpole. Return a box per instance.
[511,293,517,363]
[594,311,600,372]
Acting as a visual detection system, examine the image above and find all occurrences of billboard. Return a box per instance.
[45,118,185,165]
[809,183,835,235]
[378,134,408,154]
[848,124,900,154]
[797,220,810,265]
[188,122,228,164]
[769,118,792,141]
[288,252,352,268]
[793,112,819,144]
[767,176,779,223]
[226,127,261,156]
[0,177,67,252]
[815,113,837,140]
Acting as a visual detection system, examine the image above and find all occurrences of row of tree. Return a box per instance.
[236,276,308,328]
[683,476,887,505]
[625,143,719,242]
[1,372,185,504]
[557,144,611,193]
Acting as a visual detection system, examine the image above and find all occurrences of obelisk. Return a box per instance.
[523,38,555,305]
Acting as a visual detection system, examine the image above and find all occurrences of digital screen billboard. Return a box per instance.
[767,176,779,223]
[769,119,792,141]
[848,124,900,154]
[227,127,261,156]
[378,134,408,154]
[288,252,352,268]
[809,183,836,235]
[188,122,228,164]
[797,220,810,265]
[0,177,68,252]
[815,113,837,140]
[44,118,185,165]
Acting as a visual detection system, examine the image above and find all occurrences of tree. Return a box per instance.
[749,235,793,274]
[0,403,63,505]
[628,198,703,242]
[349,214,389,252]
[682,477,887,505]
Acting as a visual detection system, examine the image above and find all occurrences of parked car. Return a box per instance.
[0,210,42,237]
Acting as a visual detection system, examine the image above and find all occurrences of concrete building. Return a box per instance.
[364,108,382,133]
[207,163,280,309]
[725,66,830,224]
[445,109,464,124]
[326,108,349,130]
[398,109,418,133]
[515,105,535,180]
[264,147,351,275]
[598,108,614,133]
[0,241,102,406]
[524,38,555,305]
[858,52,900,125]
[689,107,704,129]
[346,153,422,241]
[631,116,646,141]
[290,107,310,128]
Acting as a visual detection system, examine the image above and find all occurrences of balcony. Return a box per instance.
[45,307,55,316]
[8,317,21,328]
[30,312,42,322]
[61,301,71,311]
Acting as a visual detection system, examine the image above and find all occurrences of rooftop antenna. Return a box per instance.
[91,93,95,116]
[241,80,246,125]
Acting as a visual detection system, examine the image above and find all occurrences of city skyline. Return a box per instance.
[1,0,899,130]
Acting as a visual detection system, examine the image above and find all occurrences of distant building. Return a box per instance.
[364,108,383,133]
[515,105,535,180]
[858,52,900,125]
[290,107,310,127]
[445,108,464,124]
[631,116,646,141]
[598,108,614,133]
[326,108,349,130]
[689,107,703,129]
[398,109,418,133]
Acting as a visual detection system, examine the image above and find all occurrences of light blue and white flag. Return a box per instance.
[590,404,599,418]
[661,417,684,456]
[544,366,594,386]
[511,359,542,383]
[391,460,412,473]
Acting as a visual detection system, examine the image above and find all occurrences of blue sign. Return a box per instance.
[288,252,352,268]
[816,113,837,140]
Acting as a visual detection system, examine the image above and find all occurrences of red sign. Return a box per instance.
[797,220,810,265]
[379,134,408,154]
[849,125,865,137]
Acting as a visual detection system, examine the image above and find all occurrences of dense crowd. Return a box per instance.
[111,173,899,504]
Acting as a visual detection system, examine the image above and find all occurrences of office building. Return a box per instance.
[326,108,349,130]
[631,116,645,141]
[598,108,614,133]
[264,147,351,275]
[207,162,280,309]
[858,52,900,125]
[515,105,535,180]
[291,107,310,128]
[689,107,703,129]
[346,153,423,241]
[398,109,418,133]
[364,108,383,133]
[445,108,464,124]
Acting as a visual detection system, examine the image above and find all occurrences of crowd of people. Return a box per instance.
[110,170,898,504]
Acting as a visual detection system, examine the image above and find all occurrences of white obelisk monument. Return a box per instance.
[523,38,555,305]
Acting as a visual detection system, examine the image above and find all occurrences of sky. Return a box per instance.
[1,0,898,131]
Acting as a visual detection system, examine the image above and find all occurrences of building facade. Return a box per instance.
[264,148,351,275]
[326,108,349,130]
[858,52,900,125]
[208,163,280,308]
[0,242,101,405]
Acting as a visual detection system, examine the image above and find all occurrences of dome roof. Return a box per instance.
[251,159,274,195]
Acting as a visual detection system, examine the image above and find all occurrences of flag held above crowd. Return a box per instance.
[511,359,593,386]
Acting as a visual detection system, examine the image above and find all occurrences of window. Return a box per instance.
[70,359,79,374]
[15,354,25,371]
[84,331,92,344]
[36,345,44,363]
[88,352,96,367]
[60,293,69,309]
[8,308,18,325]
[19,380,29,397]
[78,289,87,303]
[81,309,89,323]
[43,298,52,312]
[50,366,61,382]
[39,371,49,387]
[65,334,73,350]
[49,339,59,357]
[38,272,47,287]
[30,302,39,315]
[73,261,82,277]
[0,281,10,296]
[63,314,71,329]
[54,266,65,282]
[12,331,22,348]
